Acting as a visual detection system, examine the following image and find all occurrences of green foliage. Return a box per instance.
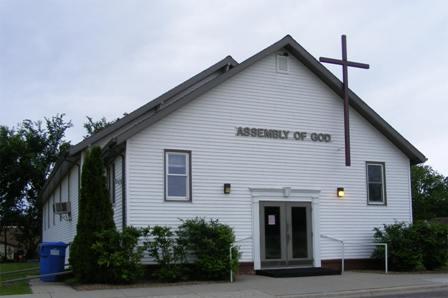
[83,115,129,139]
[0,114,72,259]
[177,218,240,281]
[373,221,448,271]
[145,226,185,282]
[92,227,147,284]
[0,262,39,295]
[83,116,117,138]
[413,221,448,270]
[69,146,116,283]
[412,165,448,220]
[373,222,422,271]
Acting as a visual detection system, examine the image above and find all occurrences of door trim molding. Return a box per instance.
[250,187,321,270]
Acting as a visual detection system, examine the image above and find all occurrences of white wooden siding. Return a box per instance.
[42,156,124,256]
[42,166,80,264]
[126,51,412,263]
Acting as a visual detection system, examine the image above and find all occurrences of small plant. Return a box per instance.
[92,227,148,284]
[177,218,240,280]
[145,226,184,282]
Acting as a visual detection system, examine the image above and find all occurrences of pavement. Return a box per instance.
[8,271,448,298]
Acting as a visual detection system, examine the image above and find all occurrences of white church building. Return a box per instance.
[41,35,426,272]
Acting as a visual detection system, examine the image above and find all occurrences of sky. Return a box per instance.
[0,0,447,174]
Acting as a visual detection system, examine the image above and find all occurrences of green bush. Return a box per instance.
[145,226,185,282]
[373,221,448,271]
[177,218,240,281]
[92,227,147,284]
[373,222,422,271]
[413,221,448,270]
[69,147,116,283]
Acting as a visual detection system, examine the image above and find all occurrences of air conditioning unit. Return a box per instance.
[53,202,71,214]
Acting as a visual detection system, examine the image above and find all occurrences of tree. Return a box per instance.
[0,115,72,259]
[411,164,448,220]
[69,146,115,283]
[83,116,118,138]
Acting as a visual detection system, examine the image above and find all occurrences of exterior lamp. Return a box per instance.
[224,183,231,194]
[337,187,345,198]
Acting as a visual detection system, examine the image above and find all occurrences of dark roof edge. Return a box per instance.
[69,55,238,156]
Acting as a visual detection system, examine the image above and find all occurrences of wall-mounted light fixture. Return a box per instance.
[224,183,231,194]
[337,187,345,198]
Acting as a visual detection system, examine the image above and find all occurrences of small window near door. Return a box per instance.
[165,150,191,201]
[366,162,386,205]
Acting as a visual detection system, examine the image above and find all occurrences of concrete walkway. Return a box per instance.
[10,271,448,298]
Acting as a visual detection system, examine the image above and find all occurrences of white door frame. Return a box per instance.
[249,187,321,270]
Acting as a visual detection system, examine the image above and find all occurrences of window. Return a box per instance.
[52,195,55,225]
[276,53,289,73]
[59,185,62,222]
[47,200,50,228]
[43,205,46,231]
[107,164,115,204]
[165,150,191,201]
[366,162,386,205]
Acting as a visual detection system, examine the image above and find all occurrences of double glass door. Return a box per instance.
[260,202,312,267]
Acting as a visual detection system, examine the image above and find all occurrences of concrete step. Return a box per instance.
[256,267,341,278]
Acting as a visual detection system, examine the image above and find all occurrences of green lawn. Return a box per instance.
[0,262,40,296]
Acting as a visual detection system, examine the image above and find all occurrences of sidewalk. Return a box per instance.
[10,271,448,298]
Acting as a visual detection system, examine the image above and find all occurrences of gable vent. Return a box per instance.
[276,53,289,73]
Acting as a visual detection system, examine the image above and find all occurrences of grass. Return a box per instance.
[0,262,40,296]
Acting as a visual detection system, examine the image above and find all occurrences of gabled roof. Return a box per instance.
[41,55,238,200]
[41,35,426,201]
[69,55,238,155]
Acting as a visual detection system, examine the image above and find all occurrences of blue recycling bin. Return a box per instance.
[39,242,68,282]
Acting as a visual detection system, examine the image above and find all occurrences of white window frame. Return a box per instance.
[165,150,191,201]
[366,162,386,205]
[276,53,289,74]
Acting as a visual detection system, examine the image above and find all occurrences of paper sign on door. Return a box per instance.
[268,215,276,225]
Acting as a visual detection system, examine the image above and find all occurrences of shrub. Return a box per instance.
[373,222,422,271]
[145,226,185,282]
[92,227,147,284]
[70,147,116,283]
[373,221,448,271]
[413,221,448,270]
[176,218,240,281]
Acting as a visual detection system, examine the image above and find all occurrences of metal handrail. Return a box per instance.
[334,242,388,273]
[229,236,252,283]
[319,237,389,274]
[321,234,345,273]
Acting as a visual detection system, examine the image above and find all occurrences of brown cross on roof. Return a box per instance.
[320,35,369,167]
